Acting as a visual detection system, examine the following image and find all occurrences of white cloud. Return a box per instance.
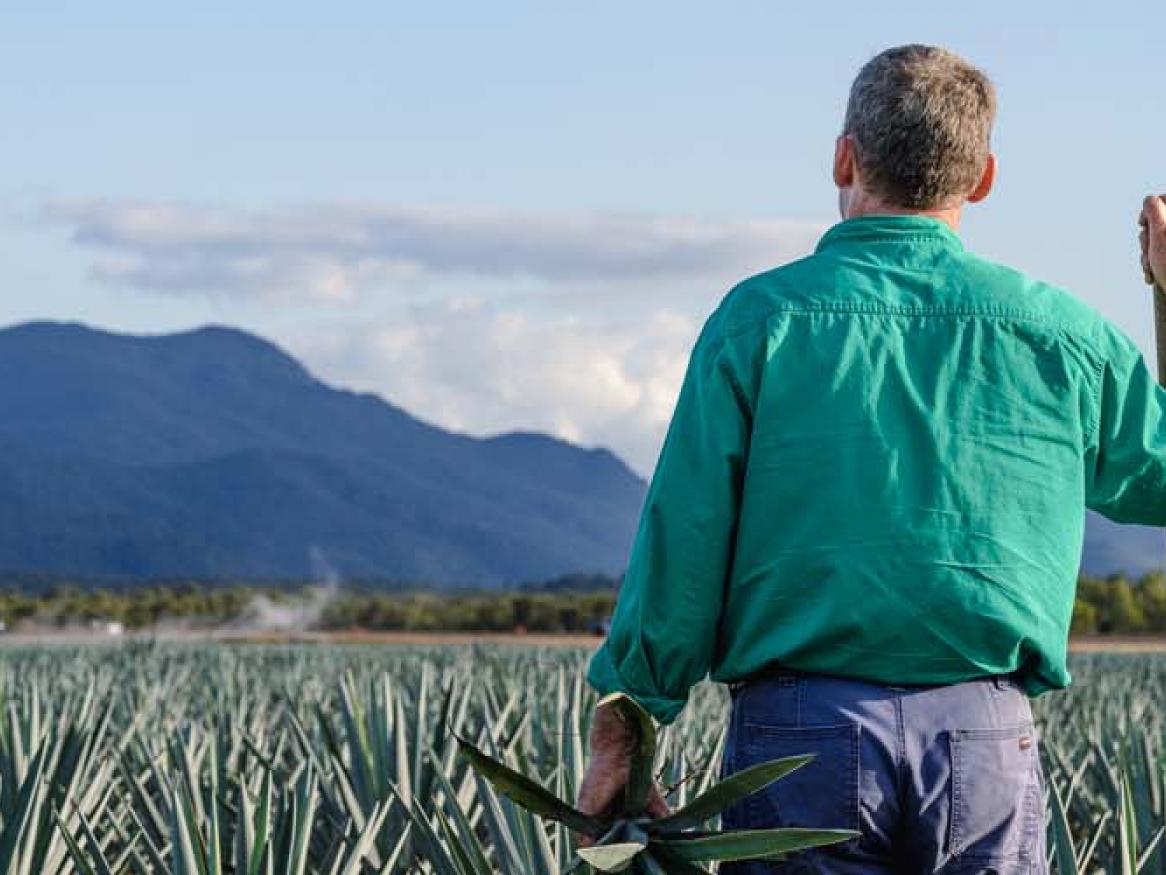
[44,199,824,304]
[290,300,701,473]
[43,198,826,471]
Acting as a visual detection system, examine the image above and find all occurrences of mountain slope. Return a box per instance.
[0,321,1156,585]
[0,322,647,583]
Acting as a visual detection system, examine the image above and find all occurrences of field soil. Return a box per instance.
[217,630,606,647]
[3,629,1166,652]
[220,631,1166,652]
[1067,636,1166,652]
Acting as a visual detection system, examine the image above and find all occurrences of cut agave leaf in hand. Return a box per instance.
[454,691,858,875]
[654,827,860,862]
[648,754,814,833]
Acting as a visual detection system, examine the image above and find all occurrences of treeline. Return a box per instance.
[318,592,615,633]
[0,585,260,630]
[0,587,619,634]
[0,572,1162,635]
[0,574,620,633]
[1072,572,1166,635]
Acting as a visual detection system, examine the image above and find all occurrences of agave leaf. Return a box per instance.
[426,748,494,875]
[1077,809,1109,874]
[432,807,478,875]
[388,787,464,875]
[653,827,858,862]
[455,735,604,837]
[0,749,44,869]
[336,800,390,875]
[1047,774,1079,875]
[52,808,101,875]
[72,804,119,875]
[596,694,657,815]
[1119,772,1136,875]
[646,755,814,834]
[576,840,646,872]
[639,846,710,874]
[1138,829,1166,874]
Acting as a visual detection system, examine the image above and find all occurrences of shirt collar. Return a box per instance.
[814,215,964,254]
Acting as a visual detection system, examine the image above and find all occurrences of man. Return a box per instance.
[578,44,1166,873]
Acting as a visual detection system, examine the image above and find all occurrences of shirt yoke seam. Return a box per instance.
[818,233,960,248]
[709,302,1095,345]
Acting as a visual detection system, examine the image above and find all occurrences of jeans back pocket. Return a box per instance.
[741,721,861,833]
[948,724,1041,863]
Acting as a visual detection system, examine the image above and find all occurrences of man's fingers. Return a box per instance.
[576,775,614,818]
[1141,224,1155,285]
[575,778,609,848]
[576,778,671,846]
[576,754,629,846]
[1142,195,1166,288]
[1144,194,1166,232]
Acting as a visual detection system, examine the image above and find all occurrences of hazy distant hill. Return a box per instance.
[1082,512,1163,579]
[0,321,1156,586]
[0,322,646,584]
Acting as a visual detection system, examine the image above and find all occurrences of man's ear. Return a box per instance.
[833,135,856,188]
[968,153,996,203]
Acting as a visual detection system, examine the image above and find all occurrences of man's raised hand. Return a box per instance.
[1140,194,1166,289]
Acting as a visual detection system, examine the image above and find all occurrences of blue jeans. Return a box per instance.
[720,668,1048,874]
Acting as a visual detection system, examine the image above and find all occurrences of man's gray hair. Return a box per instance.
[844,45,996,210]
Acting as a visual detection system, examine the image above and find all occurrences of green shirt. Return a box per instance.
[588,214,1166,724]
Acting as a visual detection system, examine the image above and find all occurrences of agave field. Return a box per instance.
[0,642,1159,873]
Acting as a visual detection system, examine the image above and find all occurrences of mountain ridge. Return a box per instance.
[0,320,1157,586]
[0,321,646,584]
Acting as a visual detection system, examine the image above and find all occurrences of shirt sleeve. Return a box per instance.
[1085,330,1166,526]
[587,329,752,724]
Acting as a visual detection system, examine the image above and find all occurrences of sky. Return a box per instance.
[2,2,1164,475]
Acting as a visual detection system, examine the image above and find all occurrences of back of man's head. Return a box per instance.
[844,45,996,210]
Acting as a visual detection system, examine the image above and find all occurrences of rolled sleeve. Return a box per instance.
[1086,330,1166,526]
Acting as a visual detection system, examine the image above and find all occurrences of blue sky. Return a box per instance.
[3,2,1164,472]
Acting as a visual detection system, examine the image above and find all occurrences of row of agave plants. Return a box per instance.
[0,643,1158,872]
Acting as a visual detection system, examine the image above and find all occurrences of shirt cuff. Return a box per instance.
[586,641,687,725]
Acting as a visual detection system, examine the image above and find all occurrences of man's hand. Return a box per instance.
[1139,194,1166,288]
[575,702,670,847]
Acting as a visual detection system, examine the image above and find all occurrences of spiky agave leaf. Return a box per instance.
[455,734,605,837]
[1048,772,1080,875]
[653,827,859,863]
[637,848,711,874]
[645,754,815,834]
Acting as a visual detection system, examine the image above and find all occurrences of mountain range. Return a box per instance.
[0,322,645,584]
[0,321,1158,586]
